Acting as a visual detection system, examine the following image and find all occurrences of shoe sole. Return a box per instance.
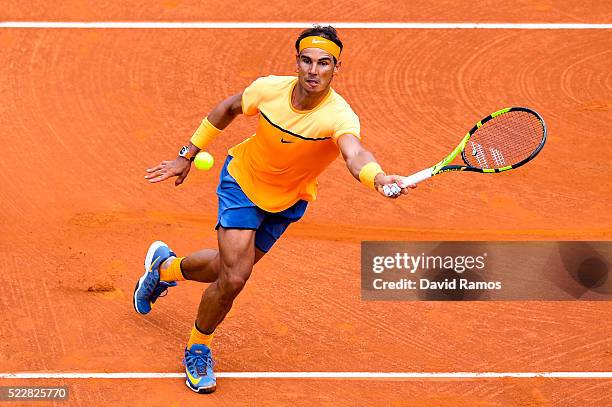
[185,379,216,394]
[133,240,168,314]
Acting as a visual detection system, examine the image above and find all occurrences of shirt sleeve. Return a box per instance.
[241,76,269,116]
[332,109,361,142]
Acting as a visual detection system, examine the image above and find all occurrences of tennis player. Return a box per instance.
[134,25,413,394]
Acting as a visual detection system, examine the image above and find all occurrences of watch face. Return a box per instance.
[179,146,189,157]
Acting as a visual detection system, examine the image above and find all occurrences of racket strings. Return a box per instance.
[464,111,544,169]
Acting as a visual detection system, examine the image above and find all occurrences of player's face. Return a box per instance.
[295,48,341,93]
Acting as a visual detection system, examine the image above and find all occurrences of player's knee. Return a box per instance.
[218,273,248,300]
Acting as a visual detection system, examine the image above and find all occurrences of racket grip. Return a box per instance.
[381,168,432,197]
[398,168,432,187]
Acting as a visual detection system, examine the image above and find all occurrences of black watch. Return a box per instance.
[179,146,195,161]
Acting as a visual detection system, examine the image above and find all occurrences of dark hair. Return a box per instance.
[295,25,343,63]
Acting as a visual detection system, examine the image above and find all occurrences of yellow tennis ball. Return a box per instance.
[194,151,214,171]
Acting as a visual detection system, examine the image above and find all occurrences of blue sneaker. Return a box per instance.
[151,280,177,305]
[133,241,176,314]
[183,344,216,393]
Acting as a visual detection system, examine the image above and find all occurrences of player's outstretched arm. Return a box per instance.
[337,134,415,199]
[145,92,244,186]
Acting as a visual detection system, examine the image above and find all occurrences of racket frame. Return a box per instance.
[396,106,547,189]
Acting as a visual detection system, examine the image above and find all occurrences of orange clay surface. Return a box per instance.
[0,2,611,406]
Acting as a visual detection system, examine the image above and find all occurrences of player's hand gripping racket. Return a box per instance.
[383,107,547,196]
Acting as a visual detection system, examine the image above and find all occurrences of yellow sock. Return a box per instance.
[159,257,186,282]
[187,324,214,349]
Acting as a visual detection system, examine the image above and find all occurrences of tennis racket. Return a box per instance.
[383,106,547,196]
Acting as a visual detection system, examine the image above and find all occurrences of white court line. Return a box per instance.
[0,22,611,29]
[1,372,612,379]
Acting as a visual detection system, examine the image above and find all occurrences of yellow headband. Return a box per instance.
[298,36,341,60]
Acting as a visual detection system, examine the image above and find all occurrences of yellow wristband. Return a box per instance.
[190,117,222,150]
[359,162,385,191]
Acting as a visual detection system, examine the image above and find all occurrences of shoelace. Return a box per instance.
[184,352,215,377]
[155,287,169,298]
[152,282,176,300]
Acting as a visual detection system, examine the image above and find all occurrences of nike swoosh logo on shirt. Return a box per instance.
[260,112,331,142]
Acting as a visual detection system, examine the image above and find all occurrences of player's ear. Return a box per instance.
[333,60,341,75]
[295,53,300,73]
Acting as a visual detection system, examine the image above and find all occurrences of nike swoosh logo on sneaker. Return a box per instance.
[186,369,202,384]
[148,256,161,273]
[280,138,294,144]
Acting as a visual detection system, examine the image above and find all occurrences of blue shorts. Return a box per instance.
[216,156,308,253]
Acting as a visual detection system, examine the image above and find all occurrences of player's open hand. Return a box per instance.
[375,174,416,199]
[145,157,191,186]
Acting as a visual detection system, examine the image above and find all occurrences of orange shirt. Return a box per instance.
[227,75,361,213]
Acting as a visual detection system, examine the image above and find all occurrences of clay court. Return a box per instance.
[1,1,611,405]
